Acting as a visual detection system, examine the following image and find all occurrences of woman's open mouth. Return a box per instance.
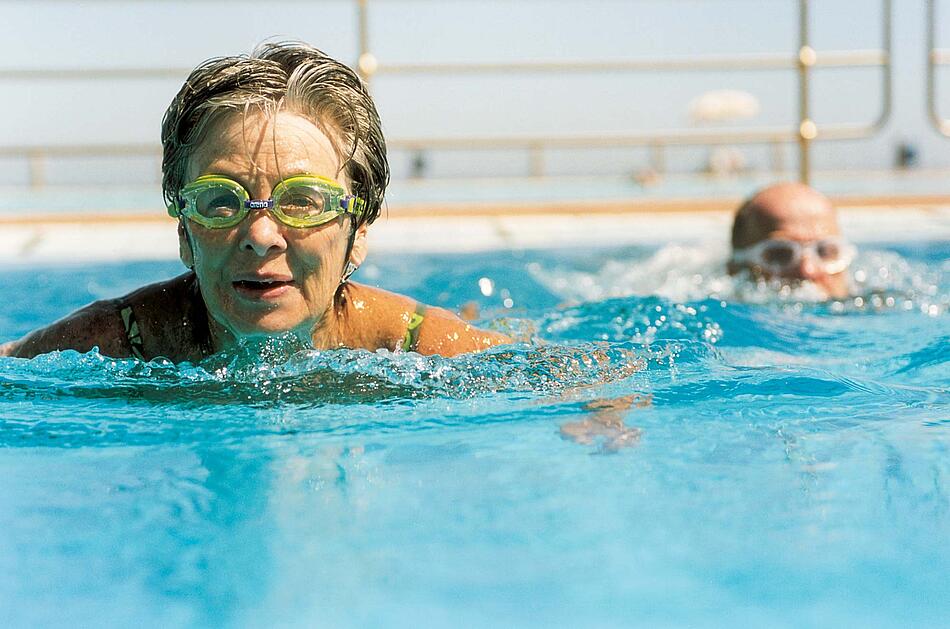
[232,278,295,300]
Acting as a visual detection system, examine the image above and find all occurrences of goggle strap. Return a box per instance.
[168,196,185,217]
[340,195,365,216]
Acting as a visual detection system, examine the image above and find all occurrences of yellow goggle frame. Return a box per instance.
[168,174,366,229]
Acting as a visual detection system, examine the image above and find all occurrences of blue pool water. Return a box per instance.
[1,242,948,627]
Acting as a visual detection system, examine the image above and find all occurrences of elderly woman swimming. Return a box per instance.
[2,43,509,361]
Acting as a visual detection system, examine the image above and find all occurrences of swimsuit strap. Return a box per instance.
[119,305,146,361]
[401,302,427,352]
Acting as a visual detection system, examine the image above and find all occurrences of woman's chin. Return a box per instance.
[223,314,311,341]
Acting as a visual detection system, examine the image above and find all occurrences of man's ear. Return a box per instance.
[178,221,195,269]
[349,222,369,267]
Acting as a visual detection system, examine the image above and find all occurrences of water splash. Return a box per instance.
[527,243,735,304]
[841,248,948,316]
[0,338,651,407]
[528,242,948,315]
[541,295,724,347]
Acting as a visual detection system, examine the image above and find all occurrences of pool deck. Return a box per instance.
[2,194,949,264]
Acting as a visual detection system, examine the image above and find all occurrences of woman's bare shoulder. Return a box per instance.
[2,273,199,360]
[3,297,129,359]
[413,305,511,356]
[119,273,209,361]
[343,283,510,356]
[339,283,419,349]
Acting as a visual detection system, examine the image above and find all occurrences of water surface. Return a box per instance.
[1,243,947,627]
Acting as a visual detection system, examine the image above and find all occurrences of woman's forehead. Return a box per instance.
[186,110,344,183]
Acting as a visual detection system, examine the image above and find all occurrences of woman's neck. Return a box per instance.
[309,289,348,350]
[201,284,351,354]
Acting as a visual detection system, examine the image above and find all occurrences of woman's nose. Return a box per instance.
[239,210,288,257]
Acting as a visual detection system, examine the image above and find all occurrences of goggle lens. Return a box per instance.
[815,239,841,261]
[761,242,796,267]
[194,187,243,222]
[276,186,329,221]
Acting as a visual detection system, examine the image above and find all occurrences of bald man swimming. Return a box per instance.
[728,182,855,299]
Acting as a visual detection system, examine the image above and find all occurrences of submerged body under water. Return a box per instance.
[1,241,948,627]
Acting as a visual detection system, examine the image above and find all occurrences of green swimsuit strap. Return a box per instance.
[401,302,427,352]
[119,305,146,361]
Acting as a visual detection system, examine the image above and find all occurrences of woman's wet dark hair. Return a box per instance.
[161,41,389,227]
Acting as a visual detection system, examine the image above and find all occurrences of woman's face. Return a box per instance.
[179,110,367,342]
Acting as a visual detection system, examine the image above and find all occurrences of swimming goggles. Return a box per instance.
[168,174,365,229]
[731,237,856,275]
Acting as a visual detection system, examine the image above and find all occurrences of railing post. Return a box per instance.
[28,151,46,189]
[648,142,666,175]
[927,0,950,136]
[797,0,816,185]
[529,143,545,177]
[356,0,377,86]
[770,139,786,175]
[880,0,893,130]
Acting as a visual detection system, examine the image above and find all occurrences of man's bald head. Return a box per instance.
[729,182,850,298]
[732,182,840,249]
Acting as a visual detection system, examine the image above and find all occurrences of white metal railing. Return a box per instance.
[1,0,895,187]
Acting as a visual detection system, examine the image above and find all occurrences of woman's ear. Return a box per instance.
[178,221,195,269]
[349,222,369,267]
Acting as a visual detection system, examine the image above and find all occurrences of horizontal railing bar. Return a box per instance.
[0,144,158,158]
[0,50,886,82]
[390,133,791,150]
[374,50,886,75]
[2,125,885,160]
[0,68,191,81]
[387,124,881,150]
[0,118,888,159]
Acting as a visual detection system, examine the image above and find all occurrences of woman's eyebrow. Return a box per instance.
[199,170,254,194]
